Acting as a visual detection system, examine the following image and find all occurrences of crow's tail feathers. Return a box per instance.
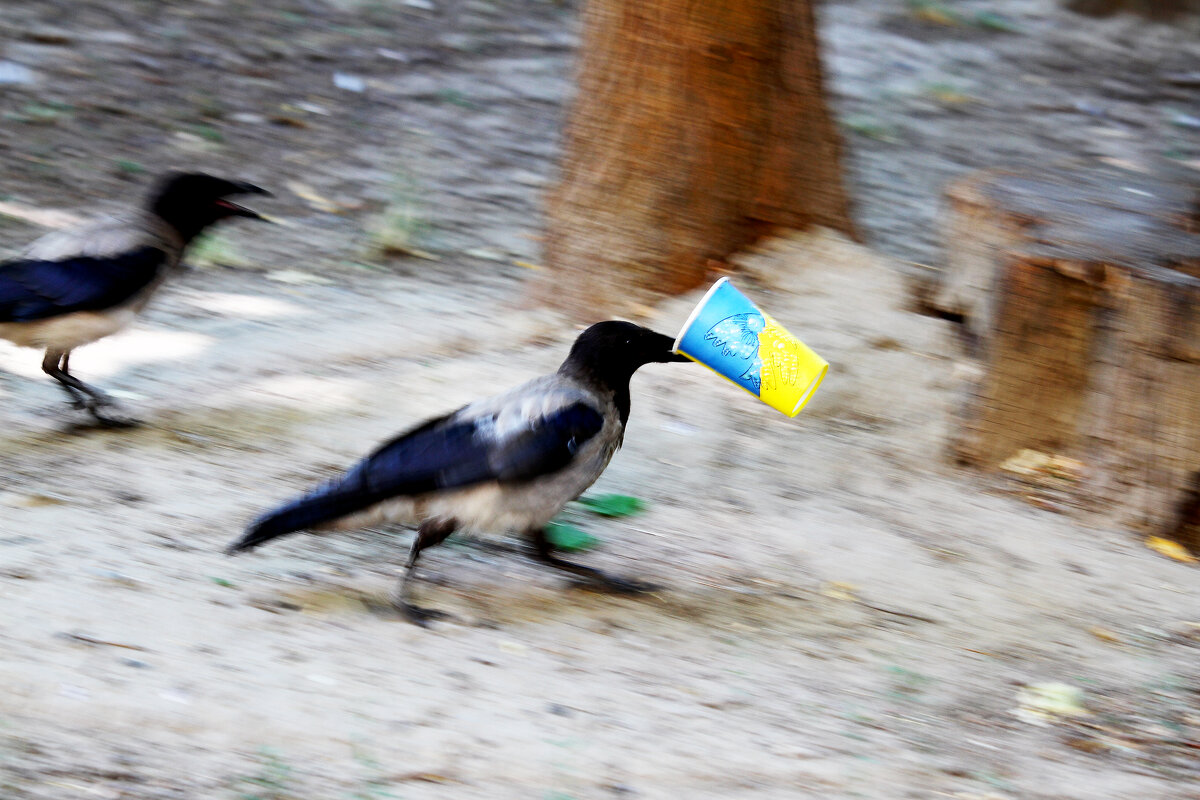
[225,482,372,555]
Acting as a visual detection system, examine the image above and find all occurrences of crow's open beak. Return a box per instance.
[217,184,272,221]
[215,199,265,221]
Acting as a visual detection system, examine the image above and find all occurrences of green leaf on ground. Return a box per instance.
[973,11,1021,32]
[577,494,646,518]
[544,521,599,552]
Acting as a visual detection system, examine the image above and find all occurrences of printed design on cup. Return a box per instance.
[704,312,766,391]
[758,316,804,399]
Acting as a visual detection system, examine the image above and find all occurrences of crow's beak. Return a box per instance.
[644,330,692,363]
[214,200,266,221]
[217,183,272,221]
[234,182,272,197]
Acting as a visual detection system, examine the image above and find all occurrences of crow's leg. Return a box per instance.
[42,350,87,406]
[530,526,660,594]
[391,518,458,626]
[42,349,138,427]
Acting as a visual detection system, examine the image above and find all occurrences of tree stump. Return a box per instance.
[540,0,856,316]
[933,165,1200,551]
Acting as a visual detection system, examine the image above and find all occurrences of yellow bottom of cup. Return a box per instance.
[757,315,828,417]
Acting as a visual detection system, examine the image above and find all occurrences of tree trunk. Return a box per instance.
[938,164,1200,551]
[541,0,855,316]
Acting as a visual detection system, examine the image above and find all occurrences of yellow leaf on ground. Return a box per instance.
[1146,537,1198,563]
[914,6,958,25]
[821,581,857,602]
[1000,448,1050,476]
[285,180,342,214]
[1014,682,1088,725]
[1000,449,1083,480]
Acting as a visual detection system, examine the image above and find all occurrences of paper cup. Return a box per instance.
[674,277,828,417]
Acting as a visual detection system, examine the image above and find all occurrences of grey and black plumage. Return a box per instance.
[227,321,690,624]
[0,172,270,425]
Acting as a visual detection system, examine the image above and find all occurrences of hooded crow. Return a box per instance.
[227,321,690,624]
[0,172,270,425]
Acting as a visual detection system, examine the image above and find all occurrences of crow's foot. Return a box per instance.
[84,399,141,428]
[576,569,661,595]
[398,601,457,628]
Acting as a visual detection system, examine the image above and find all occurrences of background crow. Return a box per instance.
[0,172,269,425]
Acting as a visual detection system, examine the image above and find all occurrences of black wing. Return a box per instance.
[229,401,606,551]
[356,400,606,495]
[0,246,167,322]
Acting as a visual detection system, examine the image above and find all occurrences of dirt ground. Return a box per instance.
[1,0,1199,798]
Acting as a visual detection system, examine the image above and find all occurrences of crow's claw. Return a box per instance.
[398,602,456,628]
[86,399,141,428]
[591,574,661,594]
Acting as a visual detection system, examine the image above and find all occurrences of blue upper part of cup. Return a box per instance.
[675,279,766,396]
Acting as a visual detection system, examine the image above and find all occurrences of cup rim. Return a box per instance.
[672,276,733,354]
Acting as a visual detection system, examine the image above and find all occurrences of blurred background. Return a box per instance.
[0,0,1198,798]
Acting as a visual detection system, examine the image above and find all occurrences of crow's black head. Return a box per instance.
[562,321,689,421]
[568,321,689,370]
[148,172,271,242]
